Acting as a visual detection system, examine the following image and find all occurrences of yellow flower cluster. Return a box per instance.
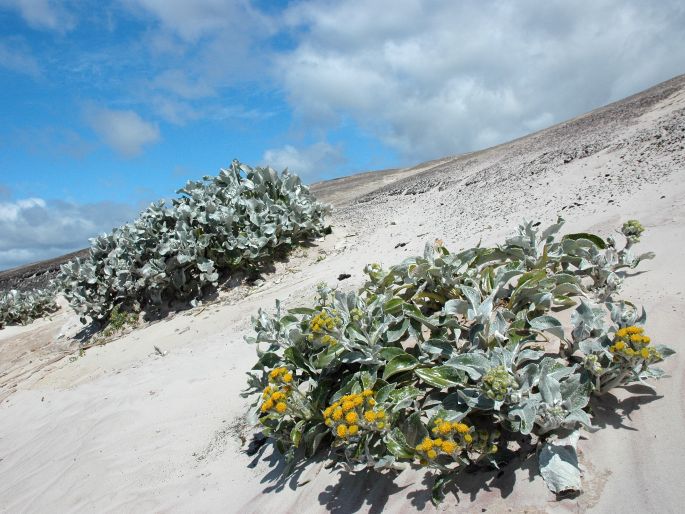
[260,384,290,414]
[323,389,386,440]
[415,419,499,464]
[307,310,342,345]
[261,367,294,415]
[610,326,661,362]
[268,366,293,383]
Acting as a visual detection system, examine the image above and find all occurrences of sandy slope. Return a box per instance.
[1,74,684,513]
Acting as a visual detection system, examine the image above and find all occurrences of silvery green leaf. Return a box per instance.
[446,352,491,380]
[508,399,538,434]
[516,349,545,365]
[388,386,421,410]
[529,315,565,340]
[564,409,596,431]
[578,338,604,355]
[539,431,581,494]
[653,345,675,358]
[457,388,496,410]
[415,366,464,388]
[444,298,468,316]
[539,372,562,405]
[516,362,540,391]
[421,339,456,358]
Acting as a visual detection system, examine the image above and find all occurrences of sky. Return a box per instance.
[1,0,684,271]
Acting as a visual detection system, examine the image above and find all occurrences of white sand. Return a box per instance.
[1,75,684,513]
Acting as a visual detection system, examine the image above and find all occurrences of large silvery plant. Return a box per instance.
[59,160,330,323]
[244,218,673,503]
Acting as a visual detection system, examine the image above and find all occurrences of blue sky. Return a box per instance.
[1,0,684,270]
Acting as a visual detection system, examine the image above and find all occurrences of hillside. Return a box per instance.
[0,73,684,513]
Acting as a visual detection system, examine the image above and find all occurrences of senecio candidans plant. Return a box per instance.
[0,286,59,329]
[58,160,330,323]
[244,218,674,503]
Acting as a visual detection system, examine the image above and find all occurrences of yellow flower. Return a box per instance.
[640,347,650,359]
[626,348,637,357]
[420,437,434,450]
[367,398,376,406]
[342,401,355,412]
[325,418,333,426]
[323,407,333,418]
[275,402,287,414]
[345,411,359,424]
[437,422,452,435]
[441,440,457,454]
[614,341,626,351]
[643,336,651,344]
[464,434,473,444]
[376,422,385,429]
[283,373,293,383]
[262,399,273,412]
[433,438,443,446]
[271,391,285,401]
[426,449,437,459]
[376,410,385,419]
[332,408,343,421]
[364,411,377,422]
[262,386,272,398]
[489,444,498,454]
[454,423,469,434]
[337,424,348,438]
[348,425,359,436]
[362,389,373,397]
[353,396,363,407]
[616,327,628,338]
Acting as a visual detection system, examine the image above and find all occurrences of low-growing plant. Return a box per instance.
[58,160,330,323]
[0,286,59,329]
[244,218,673,502]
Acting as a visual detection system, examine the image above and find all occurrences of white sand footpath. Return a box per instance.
[1,75,684,513]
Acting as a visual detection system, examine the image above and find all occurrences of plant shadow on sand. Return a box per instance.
[245,384,664,513]
[589,383,663,430]
[246,434,546,512]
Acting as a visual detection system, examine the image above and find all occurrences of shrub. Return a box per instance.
[58,160,330,323]
[0,286,59,329]
[244,218,673,502]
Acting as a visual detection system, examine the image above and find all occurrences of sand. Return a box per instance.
[1,74,684,513]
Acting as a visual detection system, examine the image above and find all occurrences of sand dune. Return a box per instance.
[1,74,684,513]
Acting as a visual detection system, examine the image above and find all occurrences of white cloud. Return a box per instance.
[85,106,160,157]
[123,0,273,41]
[262,142,345,179]
[152,69,215,99]
[279,0,685,161]
[0,39,40,77]
[0,198,138,270]
[0,0,76,32]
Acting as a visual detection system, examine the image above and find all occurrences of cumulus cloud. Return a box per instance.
[0,0,76,32]
[0,197,139,270]
[85,106,160,157]
[262,142,346,179]
[279,0,685,161]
